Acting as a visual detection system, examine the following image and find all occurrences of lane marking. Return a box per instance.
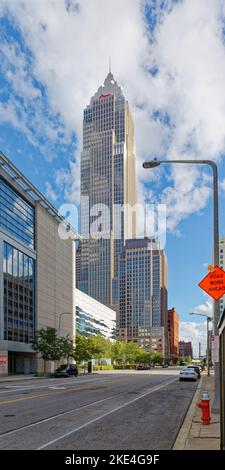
[48,387,66,390]
[0,376,127,394]
[37,378,178,450]
[0,378,129,406]
[0,393,123,438]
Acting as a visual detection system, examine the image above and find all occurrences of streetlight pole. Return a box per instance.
[189,312,212,377]
[143,159,220,412]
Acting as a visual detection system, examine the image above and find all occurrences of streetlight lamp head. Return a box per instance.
[142,161,161,169]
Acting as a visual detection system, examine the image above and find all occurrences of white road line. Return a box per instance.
[0,377,115,394]
[37,377,177,450]
[0,393,123,438]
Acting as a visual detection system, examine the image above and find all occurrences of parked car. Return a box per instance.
[187,365,201,379]
[179,367,198,381]
[162,364,169,368]
[54,364,78,377]
[136,364,151,370]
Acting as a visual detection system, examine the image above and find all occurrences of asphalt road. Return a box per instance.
[0,368,197,450]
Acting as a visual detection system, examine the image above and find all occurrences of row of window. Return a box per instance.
[0,177,35,248]
[3,242,35,343]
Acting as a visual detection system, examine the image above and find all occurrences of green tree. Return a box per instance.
[59,335,76,364]
[184,356,192,365]
[87,335,111,363]
[74,333,91,363]
[32,327,61,373]
[124,342,141,364]
[151,352,163,366]
[111,341,126,364]
[136,348,150,365]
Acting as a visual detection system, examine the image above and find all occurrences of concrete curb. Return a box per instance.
[173,378,202,450]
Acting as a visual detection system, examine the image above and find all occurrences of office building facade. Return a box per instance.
[168,307,179,361]
[179,341,193,359]
[0,151,78,375]
[75,288,116,340]
[78,71,136,311]
[118,238,168,355]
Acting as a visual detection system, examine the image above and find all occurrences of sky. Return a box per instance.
[1,0,225,356]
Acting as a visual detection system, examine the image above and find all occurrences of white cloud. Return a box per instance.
[180,321,208,358]
[55,160,80,204]
[193,299,213,317]
[220,178,225,193]
[180,299,213,356]
[1,0,225,225]
[45,182,58,202]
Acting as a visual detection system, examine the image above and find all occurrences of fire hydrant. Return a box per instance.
[197,392,211,425]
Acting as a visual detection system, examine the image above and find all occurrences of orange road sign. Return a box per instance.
[199,265,225,301]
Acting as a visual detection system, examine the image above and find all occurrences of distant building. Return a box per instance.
[179,341,193,359]
[219,238,225,316]
[75,289,116,340]
[168,307,179,360]
[118,237,168,356]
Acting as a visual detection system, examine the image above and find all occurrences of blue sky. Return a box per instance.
[1,0,225,355]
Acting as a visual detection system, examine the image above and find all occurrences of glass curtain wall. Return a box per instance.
[0,177,34,248]
[3,242,35,343]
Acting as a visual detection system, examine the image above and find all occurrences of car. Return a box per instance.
[136,364,151,370]
[162,364,169,368]
[54,364,78,377]
[179,367,198,381]
[187,365,201,379]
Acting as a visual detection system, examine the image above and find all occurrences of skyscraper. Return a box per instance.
[119,238,168,355]
[78,71,136,311]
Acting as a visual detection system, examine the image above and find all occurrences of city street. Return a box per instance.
[0,368,197,450]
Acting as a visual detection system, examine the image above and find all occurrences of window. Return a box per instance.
[0,177,35,248]
[3,242,35,343]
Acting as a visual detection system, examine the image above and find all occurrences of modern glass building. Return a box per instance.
[0,177,35,349]
[78,71,136,312]
[119,238,168,356]
[0,151,79,375]
[75,288,116,340]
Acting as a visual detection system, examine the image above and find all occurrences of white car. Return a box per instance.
[179,367,198,382]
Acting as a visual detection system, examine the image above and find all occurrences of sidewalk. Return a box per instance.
[173,372,220,450]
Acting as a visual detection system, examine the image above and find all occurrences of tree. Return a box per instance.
[124,342,141,364]
[32,327,61,373]
[136,348,150,365]
[151,352,163,366]
[87,335,111,363]
[111,341,126,364]
[58,335,76,364]
[184,356,192,365]
[74,333,91,363]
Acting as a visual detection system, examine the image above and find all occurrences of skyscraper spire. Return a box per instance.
[109,56,111,73]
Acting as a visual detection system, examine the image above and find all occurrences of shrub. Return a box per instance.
[93,364,113,371]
